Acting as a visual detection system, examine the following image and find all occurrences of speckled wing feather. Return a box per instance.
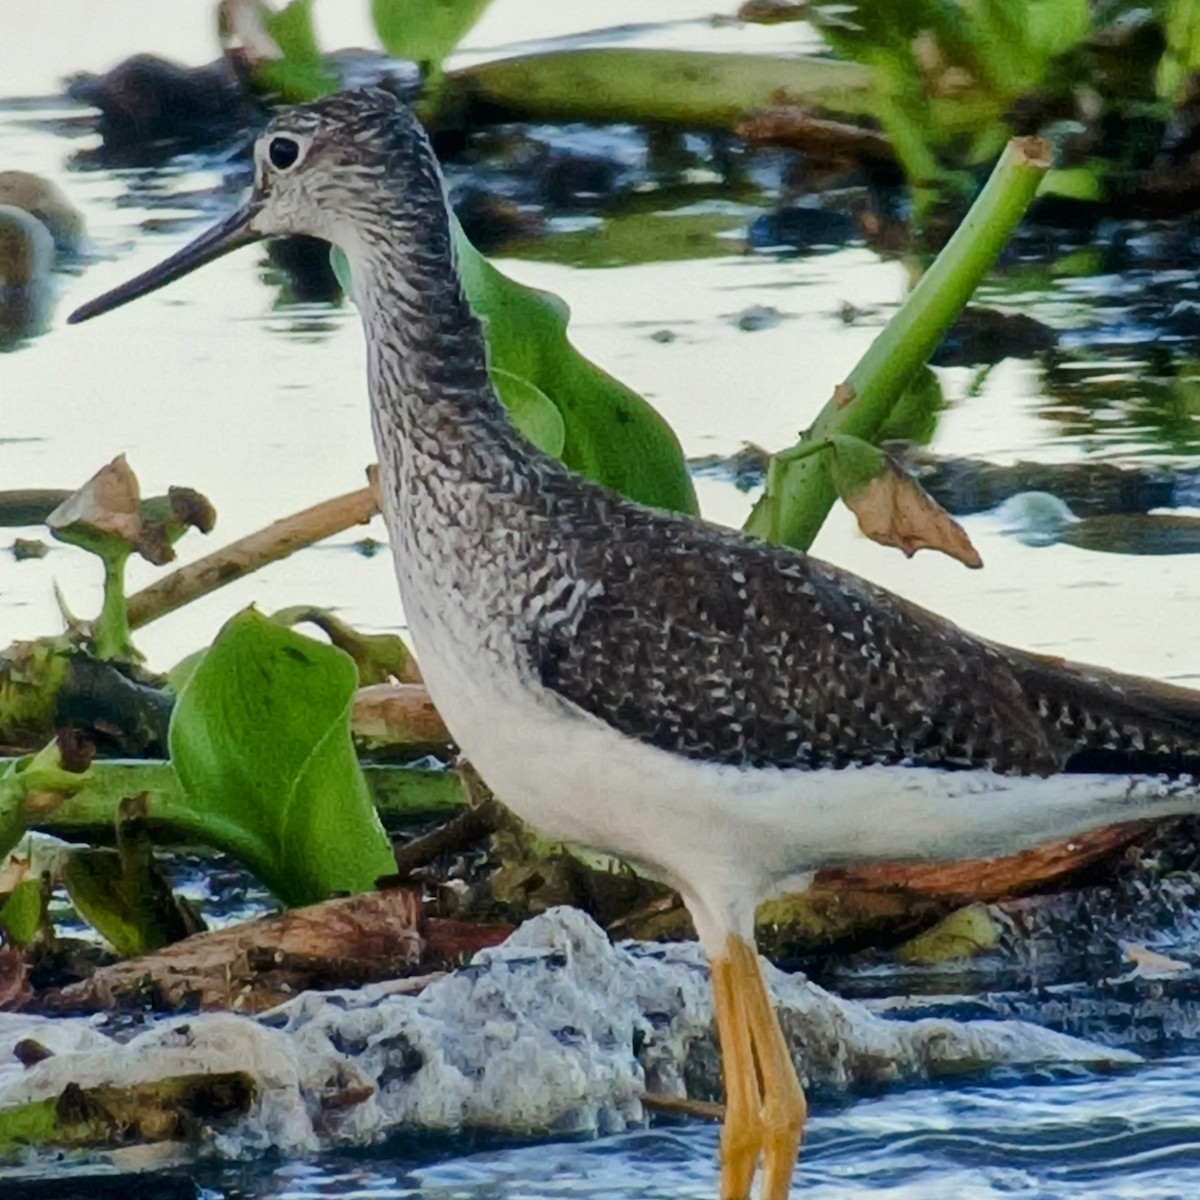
[529,496,1200,778]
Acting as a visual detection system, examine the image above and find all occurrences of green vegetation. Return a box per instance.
[0,131,1046,952]
[27,0,1192,967]
[332,225,698,514]
[746,138,1049,550]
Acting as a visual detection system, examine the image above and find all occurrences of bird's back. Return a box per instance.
[506,464,1200,783]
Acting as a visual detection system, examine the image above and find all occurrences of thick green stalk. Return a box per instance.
[92,549,138,662]
[744,136,1051,550]
[2,759,466,847]
[450,49,874,129]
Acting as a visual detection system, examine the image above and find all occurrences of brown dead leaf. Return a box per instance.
[847,467,983,568]
[219,0,284,63]
[0,943,31,1010]
[168,486,216,534]
[352,683,451,748]
[0,851,31,894]
[46,455,142,544]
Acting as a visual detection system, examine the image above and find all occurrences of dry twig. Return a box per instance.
[127,483,378,628]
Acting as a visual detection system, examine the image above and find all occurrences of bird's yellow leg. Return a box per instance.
[710,949,761,1200]
[731,934,807,1200]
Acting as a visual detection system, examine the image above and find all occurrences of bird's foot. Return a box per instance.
[710,934,807,1200]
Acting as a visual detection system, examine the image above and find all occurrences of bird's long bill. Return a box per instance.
[68,204,261,325]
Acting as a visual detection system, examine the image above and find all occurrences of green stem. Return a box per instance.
[1,758,466,846]
[744,136,1051,550]
[93,550,137,662]
[764,440,835,543]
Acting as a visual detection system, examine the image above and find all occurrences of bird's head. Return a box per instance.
[70,88,445,324]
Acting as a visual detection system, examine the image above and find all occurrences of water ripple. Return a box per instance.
[177,1061,1200,1200]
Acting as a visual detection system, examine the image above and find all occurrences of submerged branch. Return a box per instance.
[736,107,896,164]
[0,490,72,528]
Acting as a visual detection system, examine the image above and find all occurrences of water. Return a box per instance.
[22,1069,1200,1198]
[4,2,1200,1196]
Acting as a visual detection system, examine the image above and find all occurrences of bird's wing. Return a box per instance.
[527,501,1200,777]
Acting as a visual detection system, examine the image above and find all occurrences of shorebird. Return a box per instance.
[71,89,1200,1199]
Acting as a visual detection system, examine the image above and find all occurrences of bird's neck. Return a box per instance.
[349,219,537,573]
[348,211,517,452]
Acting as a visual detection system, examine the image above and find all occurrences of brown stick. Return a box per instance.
[736,107,895,164]
[0,489,72,527]
[385,794,502,881]
[126,483,378,629]
[38,887,424,1014]
[641,1092,725,1122]
[353,683,452,750]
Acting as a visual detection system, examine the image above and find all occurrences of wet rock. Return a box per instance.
[453,189,541,254]
[322,49,420,99]
[0,206,53,290]
[995,491,1081,546]
[689,443,770,491]
[0,909,1138,1174]
[0,172,84,258]
[734,303,785,331]
[931,305,1057,366]
[903,451,1182,518]
[995,493,1200,555]
[9,538,47,562]
[66,55,259,164]
[535,151,621,209]
[0,206,54,346]
[737,0,809,24]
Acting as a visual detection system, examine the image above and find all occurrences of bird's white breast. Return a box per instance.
[395,547,1200,954]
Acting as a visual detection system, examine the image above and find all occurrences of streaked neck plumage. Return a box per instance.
[343,187,510,449]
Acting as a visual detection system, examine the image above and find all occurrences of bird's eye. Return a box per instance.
[268,136,302,171]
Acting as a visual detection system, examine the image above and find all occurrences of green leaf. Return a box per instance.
[876,365,945,445]
[0,757,465,843]
[169,609,395,905]
[811,0,1082,207]
[826,434,888,499]
[271,607,418,685]
[452,221,696,513]
[488,368,566,457]
[257,0,338,102]
[59,849,170,959]
[898,903,1001,963]
[0,1096,59,1157]
[1159,0,1200,101]
[371,0,493,72]
[164,647,206,694]
[332,232,697,513]
[0,758,29,864]
[0,879,43,948]
[58,793,203,957]
[0,739,90,864]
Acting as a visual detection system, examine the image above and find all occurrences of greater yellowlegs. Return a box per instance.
[71,89,1200,1199]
